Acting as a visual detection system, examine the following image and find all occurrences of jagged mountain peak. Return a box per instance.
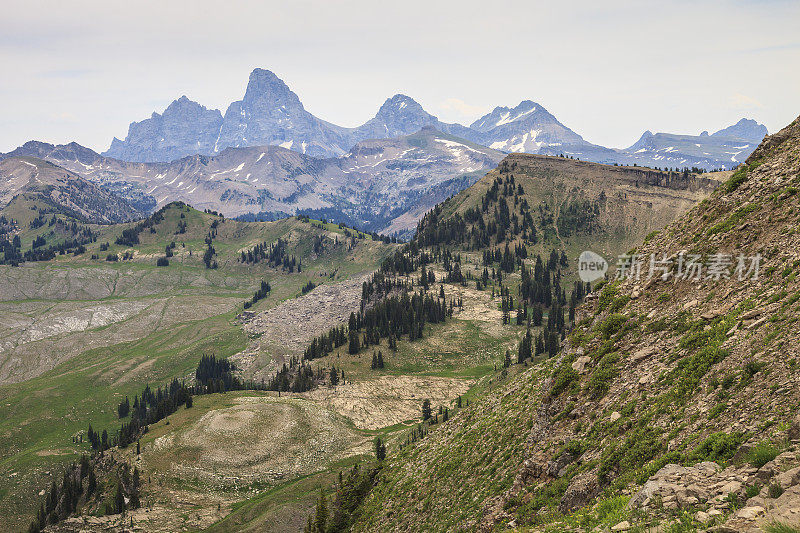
[712,117,768,141]
[241,68,303,109]
[465,100,587,154]
[355,94,440,141]
[469,100,545,132]
[164,95,216,114]
[376,94,428,116]
[97,68,768,171]
[2,140,101,164]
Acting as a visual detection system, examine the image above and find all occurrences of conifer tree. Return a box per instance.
[422,399,432,421]
[314,490,327,532]
[115,483,126,514]
[374,437,386,461]
[517,329,533,363]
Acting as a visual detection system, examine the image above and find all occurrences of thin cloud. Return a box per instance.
[38,69,96,79]
[729,93,764,110]
[438,98,489,122]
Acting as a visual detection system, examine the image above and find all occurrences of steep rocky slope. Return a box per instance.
[349,116,800,532]
[105,96,224,163]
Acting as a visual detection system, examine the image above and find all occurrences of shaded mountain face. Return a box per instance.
[711,117,769,141]
[0,157,140,224]
[103,68,765,172]
[105,96,223,163]
[214,68,351,158]
[5,129,503,234]
[354,94,439,141]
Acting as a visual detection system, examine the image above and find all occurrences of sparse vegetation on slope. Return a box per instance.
[343,116,800,532]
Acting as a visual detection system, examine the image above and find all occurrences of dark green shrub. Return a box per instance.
[708,403,726,420]
[725,160,762,192]
[597,283,619,313]
[599,314,628,339]
[768,483,785,499]
[550,364,579,397]
[746,483,761,498]
[749,441,783,468]
[586,353,620,399]
[689,432,745,464]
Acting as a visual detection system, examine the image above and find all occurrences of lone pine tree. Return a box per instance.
[422,399,432,421]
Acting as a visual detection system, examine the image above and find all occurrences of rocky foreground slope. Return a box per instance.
[349,117,800,532]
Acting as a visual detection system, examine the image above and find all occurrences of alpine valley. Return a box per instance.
[2,65,799,533]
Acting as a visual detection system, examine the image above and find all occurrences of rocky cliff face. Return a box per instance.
[105,96,223,163]
[214,68,351,158]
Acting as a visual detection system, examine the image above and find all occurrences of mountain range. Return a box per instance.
[104,68,767,171]
[0,68,769,235]
[1,128,503,234]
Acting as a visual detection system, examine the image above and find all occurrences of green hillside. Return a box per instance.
[0,202,396,532]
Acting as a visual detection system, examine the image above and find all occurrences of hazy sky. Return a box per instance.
[1,0,798,153]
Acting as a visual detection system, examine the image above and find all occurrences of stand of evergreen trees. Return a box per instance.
[265,356,317,392]
[1,221,97,265]
[239,237,301,272]
[302,280,317,294]
[89,353,323,457]
[303,289,452,361]
[414,173,537,249]
[115,207,166,247]
[243,280,271,309]
[27,456,141,533]
[303,463,379,533]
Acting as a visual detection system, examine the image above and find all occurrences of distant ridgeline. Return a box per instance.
[1,199,399,269]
